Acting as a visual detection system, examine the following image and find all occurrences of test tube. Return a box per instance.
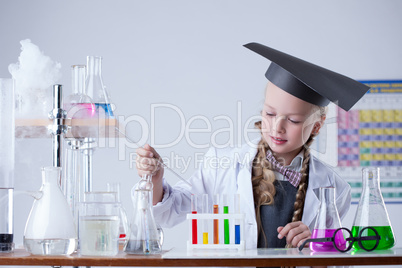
[202,194,209,244]
[213,194,219,244]
[234,194,241,244]
[223,194,230,244]
[191,194,197,244]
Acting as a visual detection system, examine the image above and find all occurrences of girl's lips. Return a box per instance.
[270,136,287,145]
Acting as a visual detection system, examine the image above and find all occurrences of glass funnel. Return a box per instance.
[352,167,395,250]
[310,187,343,252]
[124,174,162,254]
[24,167,77,255]
[85,56,113,118]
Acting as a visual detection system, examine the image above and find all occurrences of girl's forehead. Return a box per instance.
[264,82,315,115]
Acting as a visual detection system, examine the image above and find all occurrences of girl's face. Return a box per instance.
[261,82,324,165]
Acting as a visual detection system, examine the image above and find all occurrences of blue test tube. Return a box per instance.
[234,194,241,244]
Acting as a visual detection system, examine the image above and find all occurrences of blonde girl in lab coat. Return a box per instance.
[135,43,369,249]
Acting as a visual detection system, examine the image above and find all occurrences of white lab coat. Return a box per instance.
[152,139,351,249]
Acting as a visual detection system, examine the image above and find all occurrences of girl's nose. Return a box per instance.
[273,115,286,134]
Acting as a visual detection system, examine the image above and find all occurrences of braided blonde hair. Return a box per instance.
[252,106,327,246]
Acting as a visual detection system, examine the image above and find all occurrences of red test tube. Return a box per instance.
[191,194,197,244]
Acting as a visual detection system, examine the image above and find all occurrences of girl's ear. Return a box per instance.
[312,115,326,135]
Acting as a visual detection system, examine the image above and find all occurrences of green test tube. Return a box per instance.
[223,194,229,244]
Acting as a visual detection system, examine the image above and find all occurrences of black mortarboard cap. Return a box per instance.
[244,42,370,111]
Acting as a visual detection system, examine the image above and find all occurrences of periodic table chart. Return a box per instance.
[311,80,402,204]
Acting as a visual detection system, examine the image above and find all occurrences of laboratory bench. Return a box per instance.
[0,247,402,267]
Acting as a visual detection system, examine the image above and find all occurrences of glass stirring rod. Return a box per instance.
[115,127,192,186]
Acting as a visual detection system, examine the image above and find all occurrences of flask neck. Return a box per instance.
[71,65,86,95]
[41,166,62,186]
[319,187,336,205]
[86,56,102,78]
[362,167,381,190]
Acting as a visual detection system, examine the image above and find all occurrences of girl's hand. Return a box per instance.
[277,221,311,248]
[136,144,164,183]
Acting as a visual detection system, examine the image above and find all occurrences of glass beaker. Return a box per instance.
[78,201,120,256]
[107,183,130,245]
[0,78,15,253]
[310,187,344,252]
[124,174,162,254]
[352,167,395,250]
[24,167,77,255]
[85,56,113,118]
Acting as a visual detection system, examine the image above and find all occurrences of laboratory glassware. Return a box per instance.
[223,194,229,244]
[234,194,241,245]
[202,194,209,244]
[24,167,77,255]
[79,201,120,256]
[352,167,395,250]
[191,194,197,244]
[310,187,344,252]
[0,78,14,253]
[124,174,162,254]
[299,226,381,252]
[65,65,95,121]
[85,56,113,118]
[213,194,219,244]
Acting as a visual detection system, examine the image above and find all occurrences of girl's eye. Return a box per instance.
[288,118,301,124]
[266,112,275,117]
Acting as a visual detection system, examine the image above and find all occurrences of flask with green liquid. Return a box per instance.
[351,167,395,250]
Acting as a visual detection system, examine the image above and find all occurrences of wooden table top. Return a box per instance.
[0,247,401,267]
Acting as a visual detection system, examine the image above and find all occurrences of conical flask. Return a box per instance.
[24,167,77,255]
[352,167,395,250]
[85,56,113,118]
[310,187,342,252]
[124,174,162,254]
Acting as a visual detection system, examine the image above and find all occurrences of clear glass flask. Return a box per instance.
[310,187,343,252]
[124,174,162,254]
[85,56,113,118]
[352,167,395,250]
[65,65,95,121]
[107,182,130,245]
[24,167,77,255]
[0,78,15,253]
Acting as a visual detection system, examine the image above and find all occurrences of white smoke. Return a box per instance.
[8,39,61,118]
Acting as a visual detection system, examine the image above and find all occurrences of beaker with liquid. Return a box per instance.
[78,201,120,256]
[0,78,15,253]
[85,56,113,118]
[310,187,344,252]
[352,167,395,250]
[24,167,77,255]
[124,174,162,254]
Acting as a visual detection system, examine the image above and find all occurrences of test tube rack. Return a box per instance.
[186,213,245,251]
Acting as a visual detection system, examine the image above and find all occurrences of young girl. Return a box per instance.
[135,43,370,249]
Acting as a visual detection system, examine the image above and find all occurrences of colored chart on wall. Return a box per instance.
[321,80,402,203]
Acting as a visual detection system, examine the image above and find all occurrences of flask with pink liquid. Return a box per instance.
[310,187,344,252]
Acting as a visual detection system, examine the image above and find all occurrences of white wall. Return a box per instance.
[1,0,402,266]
